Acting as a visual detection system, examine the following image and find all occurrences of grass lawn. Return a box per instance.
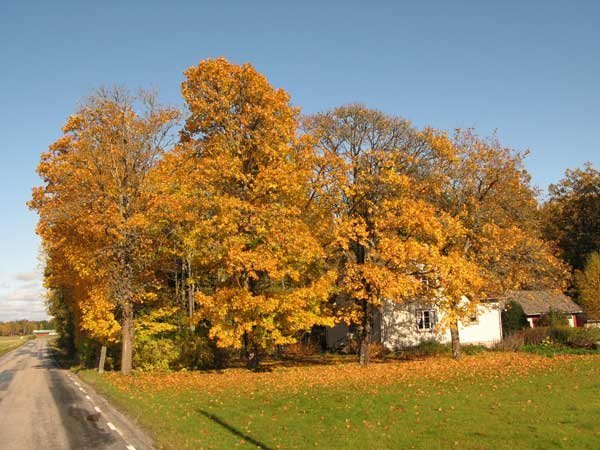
[79,352,600,450]
[0,336,31,357]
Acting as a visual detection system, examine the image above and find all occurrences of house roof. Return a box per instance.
[502,290,582,316]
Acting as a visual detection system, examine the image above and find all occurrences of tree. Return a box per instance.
[166,58,334,369]
[303,105,465,365]
[422,128,567,358]
[30,88,179,374]
[501,300,529,335]
[575,252,600,319]
[543,163,600,271]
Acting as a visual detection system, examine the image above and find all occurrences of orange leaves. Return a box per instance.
[31,89,179,349]
[158,58,335,354]
[101,352,594,398]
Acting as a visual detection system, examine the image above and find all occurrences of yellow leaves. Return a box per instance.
[62,114,83,133]
[136,306,179,340]
[79,287,120,343]
[102,352,585,397]
[31,89,179,350]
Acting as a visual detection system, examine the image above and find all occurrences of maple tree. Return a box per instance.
[159,58,335,369]
[422,128,567,358]
[303,105,467,365]
[30,88,179,373]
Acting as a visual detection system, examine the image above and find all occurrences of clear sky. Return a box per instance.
[0,0,598,321]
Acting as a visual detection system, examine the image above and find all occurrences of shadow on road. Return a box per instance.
[196,409,273,450]
[47,367,118,449]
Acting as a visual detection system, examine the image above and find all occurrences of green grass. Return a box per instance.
[0,335,32,356]
[521,344,599,357]
[79,354,600,450]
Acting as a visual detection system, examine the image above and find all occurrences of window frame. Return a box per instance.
[416,308,437,332]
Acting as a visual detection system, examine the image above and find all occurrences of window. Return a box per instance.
[416,309,437,331]
[468,312,478,324]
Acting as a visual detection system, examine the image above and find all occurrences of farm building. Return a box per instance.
[502,290,583,328]
[33,329,57,337]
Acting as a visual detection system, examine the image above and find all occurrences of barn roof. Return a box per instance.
[502,290,582,316]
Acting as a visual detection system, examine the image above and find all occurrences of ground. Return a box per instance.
[79,352,600,450]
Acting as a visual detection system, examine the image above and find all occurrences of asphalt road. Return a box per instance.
[0,338,153,450]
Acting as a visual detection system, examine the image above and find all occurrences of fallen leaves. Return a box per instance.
[103,352,598,398]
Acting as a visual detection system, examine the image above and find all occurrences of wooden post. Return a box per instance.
[98,345,107,374]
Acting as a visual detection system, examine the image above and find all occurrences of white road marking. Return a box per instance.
[66,373,139,450]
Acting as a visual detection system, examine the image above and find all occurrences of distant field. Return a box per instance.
[80,352,600,450]
[0,336,31,357]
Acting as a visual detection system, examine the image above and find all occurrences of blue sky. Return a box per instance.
[1,0,598,320]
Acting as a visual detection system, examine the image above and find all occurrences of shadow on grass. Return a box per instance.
[196,409,273,450]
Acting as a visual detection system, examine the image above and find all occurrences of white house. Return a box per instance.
[325,299,503,350]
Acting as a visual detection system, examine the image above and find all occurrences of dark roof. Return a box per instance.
[502,290,582,316]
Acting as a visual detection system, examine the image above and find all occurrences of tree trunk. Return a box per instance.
[246,352,260,371]
[450,320,461,360]
[359,301,372,366]
[186,257,195,332]
[121,301,134,374]
[98,345,107,374]
[242,332,261,371]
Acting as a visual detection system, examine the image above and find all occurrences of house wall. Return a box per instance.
[380,301,502,349]
[526,314,577,328]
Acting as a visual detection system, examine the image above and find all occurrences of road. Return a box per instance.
[0,338,152,450]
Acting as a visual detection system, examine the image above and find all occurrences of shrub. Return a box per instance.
[176,333,232,370]
[368,342,386,359]
[282,341,321,357]
[133,337,179,371]
[521,344,597,357]
[462,344,489,355]
[403,340,450,357]
[337,339,386,359]
[521,327,551,345]
[495,332,524,351]
[537,309,569,327]
[501,301,529,335]
[77,337,101,368]
[550,326,600,349]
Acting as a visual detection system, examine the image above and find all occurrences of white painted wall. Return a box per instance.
[380,301,502,349]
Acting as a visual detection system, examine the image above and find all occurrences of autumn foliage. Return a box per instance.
[31,58,567,372]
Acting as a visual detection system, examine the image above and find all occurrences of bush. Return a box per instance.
[462,344,489,355]
[521,327,551,345]
[281,341,322,357]
[134,337,179,371]
[494,332,524,351]
[550,326,600,349]
[521,344,597,357]
[403,340,450,357]
[537,309,569,327]
[368,342,386,359]
[77,337,101,368]
[501,301,529,335]
[176,333,232,370]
